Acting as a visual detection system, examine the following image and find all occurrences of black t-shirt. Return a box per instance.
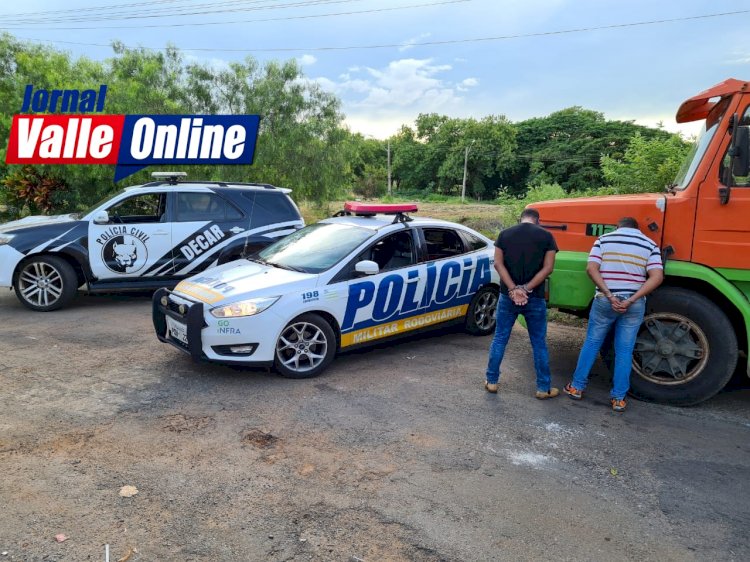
[495,222,558,298]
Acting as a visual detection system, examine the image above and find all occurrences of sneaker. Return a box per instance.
[484,381,498,393]
[611,398,627,412]
[535,387,560,400]
[564,383,583,400]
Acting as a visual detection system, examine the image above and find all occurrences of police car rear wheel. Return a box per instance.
[465,285,498,336]
[274,313,336,379]
[15,255,78,311]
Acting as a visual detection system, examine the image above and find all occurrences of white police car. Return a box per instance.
[0,172,303,311]
[153,202,500,378]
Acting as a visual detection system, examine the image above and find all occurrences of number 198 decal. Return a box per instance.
[302,290,319,303]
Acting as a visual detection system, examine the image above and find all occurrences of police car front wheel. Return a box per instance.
[274,313,336,379]
[14,255,78,311]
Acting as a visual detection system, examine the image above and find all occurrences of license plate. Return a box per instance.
[166,316,188,345]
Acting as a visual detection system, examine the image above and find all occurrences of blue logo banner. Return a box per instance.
[114,114,260,181]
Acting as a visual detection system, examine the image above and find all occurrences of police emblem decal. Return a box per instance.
[102,234,148,273]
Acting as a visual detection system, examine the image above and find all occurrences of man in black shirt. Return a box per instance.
[484,208,559,398]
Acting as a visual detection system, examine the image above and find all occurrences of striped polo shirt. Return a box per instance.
[588,227,663,294]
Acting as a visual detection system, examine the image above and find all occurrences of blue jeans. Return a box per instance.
[485,295,552,392]
[571,294,646,400]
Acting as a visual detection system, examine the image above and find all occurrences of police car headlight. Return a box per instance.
[0,233,15,245]
[210,296,279,318]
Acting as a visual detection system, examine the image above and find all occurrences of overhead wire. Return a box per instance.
[3,0,227,18]
[1,0,467,30]
[9,9,748,52]
[1,0,366,25]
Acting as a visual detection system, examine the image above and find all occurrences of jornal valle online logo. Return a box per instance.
[5,85,261,181]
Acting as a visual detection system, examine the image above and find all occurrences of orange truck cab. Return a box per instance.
[533,79,750,405]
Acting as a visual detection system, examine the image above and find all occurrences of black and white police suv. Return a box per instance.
[0,172,304,311]
[153,202,500,379]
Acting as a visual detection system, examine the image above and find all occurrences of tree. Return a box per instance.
[511,107,675,195]
[345,133,387,197]
[391,113,517,199]
[601,132,690,193]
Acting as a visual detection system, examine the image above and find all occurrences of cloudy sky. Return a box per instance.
[3,0,749,138]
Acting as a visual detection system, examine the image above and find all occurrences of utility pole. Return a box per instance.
[387,139,392,196]
[461,140,474,202]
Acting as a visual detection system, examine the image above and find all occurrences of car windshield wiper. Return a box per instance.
[247,257,307,273]
[267,261,307,273]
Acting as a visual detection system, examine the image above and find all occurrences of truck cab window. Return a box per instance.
[719,105,750,187]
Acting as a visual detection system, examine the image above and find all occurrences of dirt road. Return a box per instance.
[1,291,748,561]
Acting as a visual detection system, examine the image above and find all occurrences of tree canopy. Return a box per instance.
[0,32,690,218]
[0,33,350,214]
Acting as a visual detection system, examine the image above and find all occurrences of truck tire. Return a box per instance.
[274,313,337,379]
[465,285,499,336]
[628,287,738,406]
[14,255,78,311]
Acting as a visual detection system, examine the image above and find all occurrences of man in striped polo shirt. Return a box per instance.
[564,217,664,411]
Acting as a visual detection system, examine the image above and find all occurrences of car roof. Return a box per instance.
[125,181,292,194]
[320,214,469,231]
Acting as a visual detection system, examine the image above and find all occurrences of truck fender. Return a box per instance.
[665,260,750,376]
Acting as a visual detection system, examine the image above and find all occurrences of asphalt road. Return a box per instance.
[0,290,748,561]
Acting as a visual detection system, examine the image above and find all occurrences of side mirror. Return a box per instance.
[93,210,110,224]
[732,126,750,178]
[720,116,749,205]
[354,260,379,276]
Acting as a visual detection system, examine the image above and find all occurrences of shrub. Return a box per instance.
[1,166,69,217]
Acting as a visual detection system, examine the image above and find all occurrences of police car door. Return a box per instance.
[170,190,245,277]
[89,191,173,280]
[418,226,488,317]
[337,229,422,348]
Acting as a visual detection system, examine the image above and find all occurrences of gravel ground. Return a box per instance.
[0,290,748,561]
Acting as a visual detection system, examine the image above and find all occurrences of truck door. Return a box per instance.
[693,101,750,271]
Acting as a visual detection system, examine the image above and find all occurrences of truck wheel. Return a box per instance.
[14,255,78,311]
[465,285,498,336]
[629,287,738,406]
[274,313,337,379]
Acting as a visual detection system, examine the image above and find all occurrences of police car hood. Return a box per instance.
[173,259,315,304]
[0,213,78,233]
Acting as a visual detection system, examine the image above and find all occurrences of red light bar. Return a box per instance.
[343,201,418,215]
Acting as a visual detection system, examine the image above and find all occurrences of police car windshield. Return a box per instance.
[258,223,373,274]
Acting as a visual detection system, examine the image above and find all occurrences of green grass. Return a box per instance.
[298,198,508,238]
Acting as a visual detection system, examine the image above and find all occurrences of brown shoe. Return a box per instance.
[564,383,583,400]
[611,398,627,412]
[535,387,560,400]
[484,381,498,393]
